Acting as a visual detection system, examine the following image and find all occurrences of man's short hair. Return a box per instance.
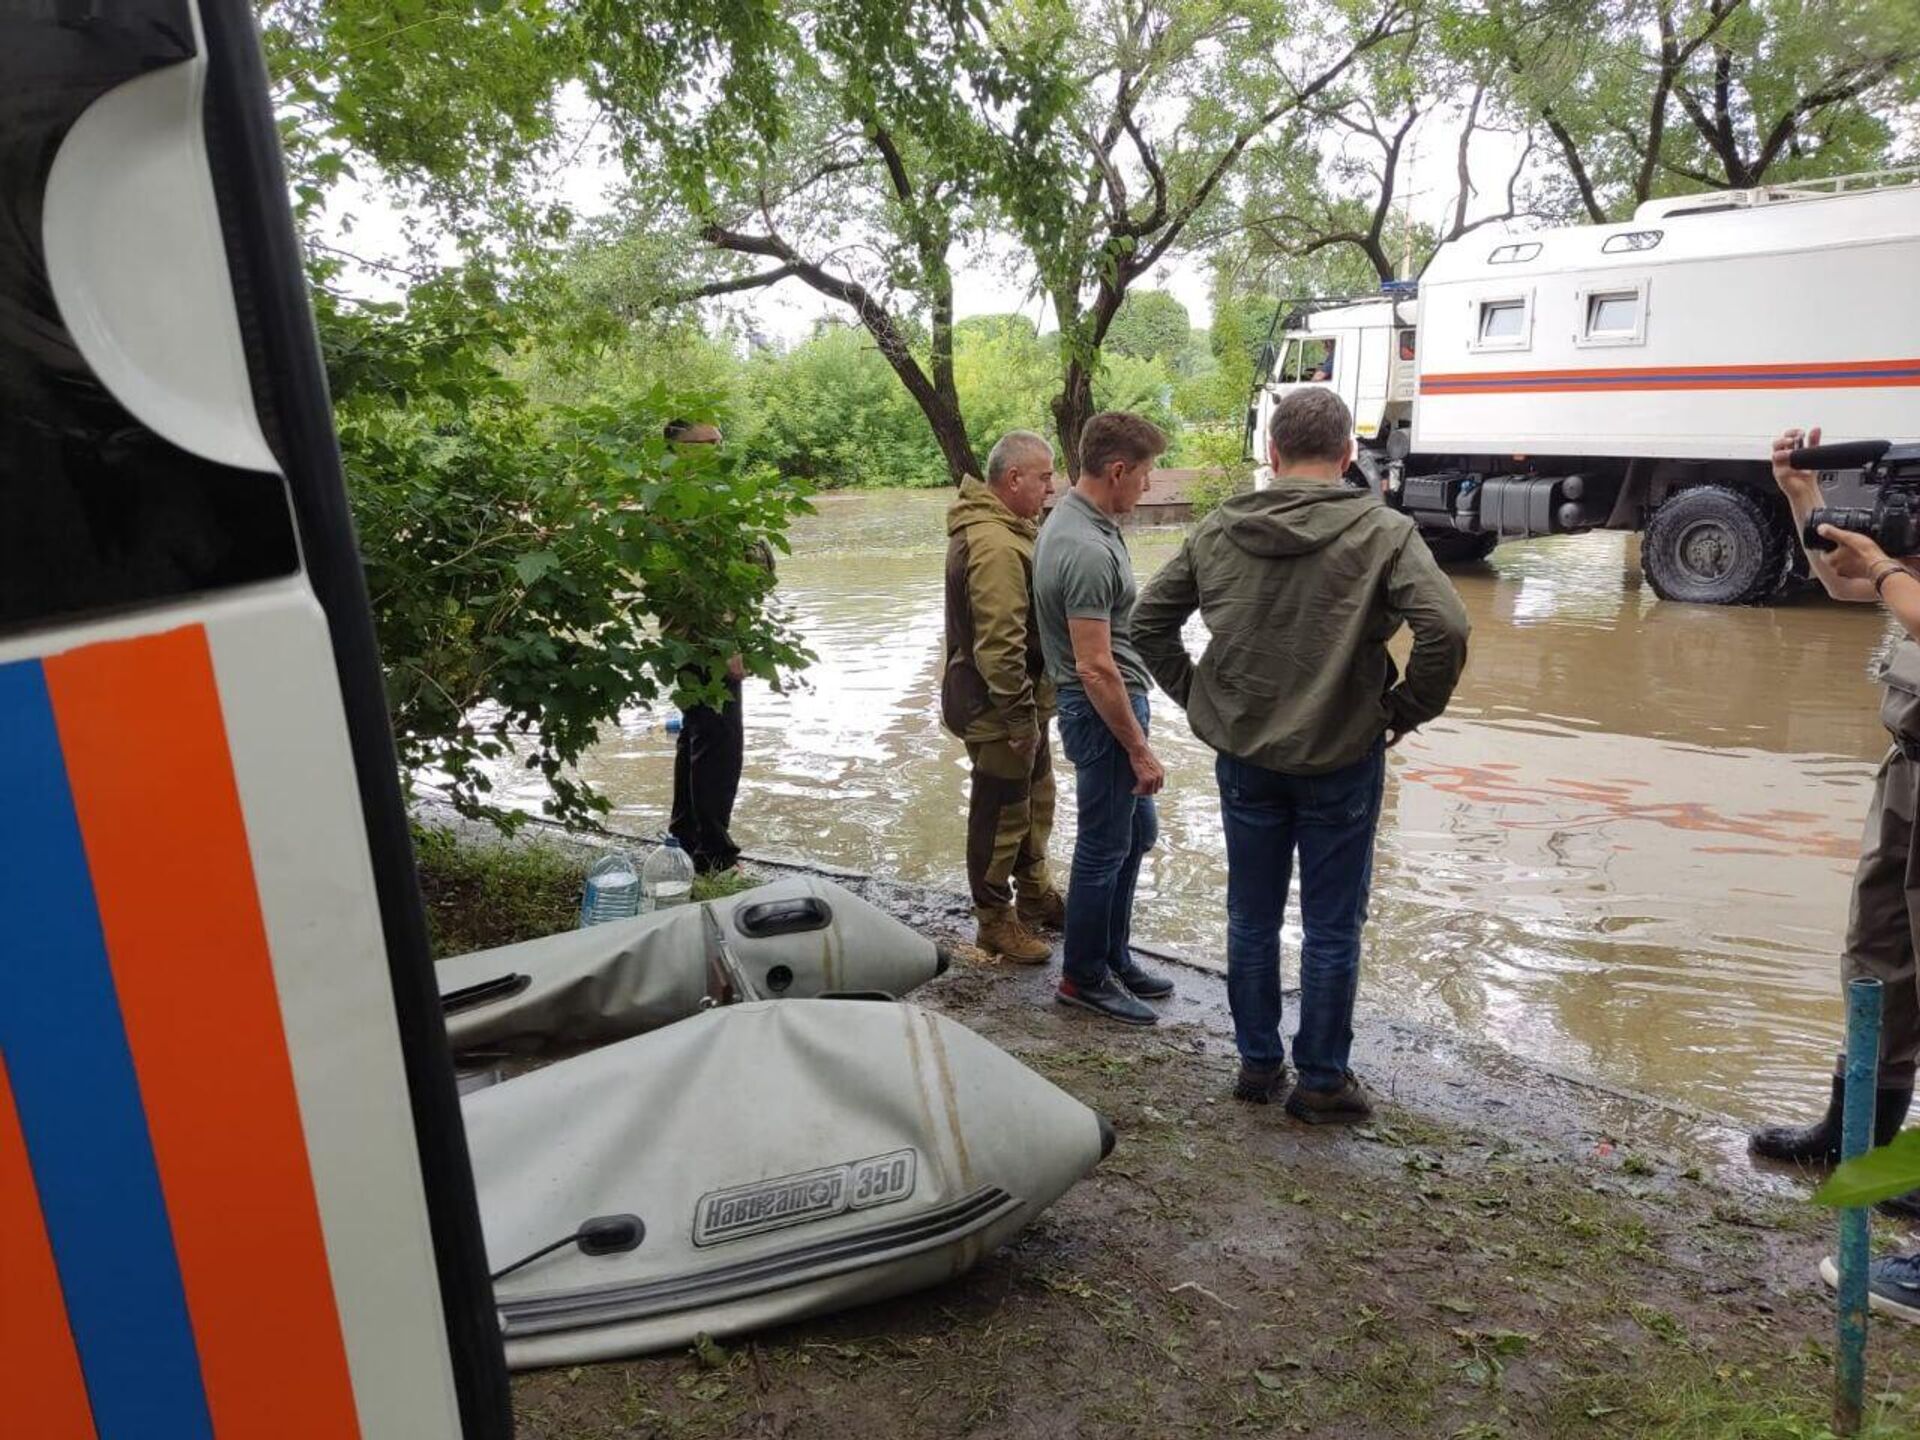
[986,430,1052,486]
[1269,388,1353,465]
[1079,411,1168,479]
[664,417,693,442]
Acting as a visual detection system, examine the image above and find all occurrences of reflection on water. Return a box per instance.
[497,488,1899,1121]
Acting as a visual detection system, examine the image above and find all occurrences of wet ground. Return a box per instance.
[416,828,1920,1438]
[490,488,1902,1127]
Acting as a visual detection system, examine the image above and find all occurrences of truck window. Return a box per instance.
[1479,301,1526,341]
[1587,290,1642,335]
[1276,337,1302,382]
[1397,329,1416,361]
[1306,339,1335,382]
[1602,229,1663,254]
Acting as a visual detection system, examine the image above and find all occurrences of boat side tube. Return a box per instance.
[437,876,948,1055]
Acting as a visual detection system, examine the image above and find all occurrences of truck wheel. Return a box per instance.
[1641,485,1784,605]
[1419,529,1499,565]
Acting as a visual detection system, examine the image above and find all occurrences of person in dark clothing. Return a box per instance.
[662,419,771,874]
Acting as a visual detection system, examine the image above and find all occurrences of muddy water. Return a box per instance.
[510,489,1901,1123]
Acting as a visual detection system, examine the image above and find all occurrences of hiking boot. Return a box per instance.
[1749,1076,1912,1166]
[1820,1251,1920,1325]
[1112,960,1174,999]
[976,914,1051,965]
[1055,977,1157,1027]
[1285,1072,1374,1126]
[1234,1062,1289,1105]
[1016,887,1067,932]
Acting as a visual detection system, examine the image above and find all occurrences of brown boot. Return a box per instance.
[1016,887,1066,932]
[977,913,1052,964]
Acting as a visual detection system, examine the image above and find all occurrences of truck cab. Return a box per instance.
[1251,294,1418,484]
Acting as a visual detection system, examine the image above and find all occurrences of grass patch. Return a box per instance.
[414,824,584,958]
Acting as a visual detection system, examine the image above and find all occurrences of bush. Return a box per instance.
[324,272,812,828]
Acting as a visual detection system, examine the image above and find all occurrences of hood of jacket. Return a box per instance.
[1215,479,1380,557]
[946,476,1038,540]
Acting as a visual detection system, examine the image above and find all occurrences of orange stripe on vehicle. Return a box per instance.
[0,1053,98,1440]
[45,629,362,1440]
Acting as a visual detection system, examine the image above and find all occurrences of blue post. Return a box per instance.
[1836,976,1883,1436]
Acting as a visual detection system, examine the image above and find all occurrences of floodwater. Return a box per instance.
[499,488,1902,1123]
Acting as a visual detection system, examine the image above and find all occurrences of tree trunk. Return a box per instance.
[1052,360,1097,481]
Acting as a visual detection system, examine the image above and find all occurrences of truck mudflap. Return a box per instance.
[467,998,1110,1368]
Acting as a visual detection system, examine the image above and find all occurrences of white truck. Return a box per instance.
[1249,173,1920,604]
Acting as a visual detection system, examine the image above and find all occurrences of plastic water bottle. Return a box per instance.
[579,851,641,926]
[641,837,696,912]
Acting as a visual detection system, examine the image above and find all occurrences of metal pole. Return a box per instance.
[1836,975,1883,1436]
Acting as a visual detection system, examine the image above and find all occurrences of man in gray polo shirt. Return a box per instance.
[1033,411,1176,1025]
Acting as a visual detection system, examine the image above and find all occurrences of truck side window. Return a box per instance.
[1398,329,1416,361]
[1479,302,1526,340]
[1577,283,1648,346]
[1308,340,1335,381]
[1277,338,1301,382]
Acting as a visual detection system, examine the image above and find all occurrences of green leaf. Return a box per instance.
[511,550,561,585]
[1814,1130,1920,1208]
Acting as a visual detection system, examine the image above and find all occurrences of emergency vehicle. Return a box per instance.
[1250,174,1920,604]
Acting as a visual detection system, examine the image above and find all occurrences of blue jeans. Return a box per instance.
[1057,689,1158,989]
[1216,741,1385,1092]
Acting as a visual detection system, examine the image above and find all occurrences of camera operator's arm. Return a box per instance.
[1773,427,1877,603]
[1817,525,1920,640]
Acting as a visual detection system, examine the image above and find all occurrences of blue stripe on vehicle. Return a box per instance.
[0,657,215,1440]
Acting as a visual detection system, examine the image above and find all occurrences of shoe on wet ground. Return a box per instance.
[1016,887,1066,932]
[1233,1062,1289,1105]
[1112,960,1174,999]
[1055,977,1157,1027]
[1284,1072,1374,1126]
[976,914,1051,964]
[1820,1252,1920,1325]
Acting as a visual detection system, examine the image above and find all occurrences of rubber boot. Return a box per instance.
[1749,1075,1911,1166]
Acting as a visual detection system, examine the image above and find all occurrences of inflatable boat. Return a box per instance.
[463,997,1112,1367]
[438,875,951,1056]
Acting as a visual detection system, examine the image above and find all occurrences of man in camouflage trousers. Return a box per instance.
[941,431,1066,962]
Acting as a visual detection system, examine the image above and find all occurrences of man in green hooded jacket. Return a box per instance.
[941,431,1066,962]
[1135,388,1469,1119]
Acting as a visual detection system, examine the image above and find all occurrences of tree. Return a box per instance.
[1468,0,1920,224]
[989,0,1414,474]
[258,5,814,827]
[1106,289,1192,361]
[576,0,1072,482]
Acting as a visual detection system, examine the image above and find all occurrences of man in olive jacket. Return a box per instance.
[1135,388,1469,1120]
[942,431,1066,962]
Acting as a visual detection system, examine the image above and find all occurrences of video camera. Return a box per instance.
[1798,439,1920,554]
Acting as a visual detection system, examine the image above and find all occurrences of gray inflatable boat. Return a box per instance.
[464,997,1111,1368]
[438,876,950,1055]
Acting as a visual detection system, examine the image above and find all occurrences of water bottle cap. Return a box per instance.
[663,836,682,850]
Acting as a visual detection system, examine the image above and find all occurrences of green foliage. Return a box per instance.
[1814,1130,1920,1209]
[1106,290,1192,363]
[1183,425,1256,519]
[322,272,812,827]
[736,326,949,488]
